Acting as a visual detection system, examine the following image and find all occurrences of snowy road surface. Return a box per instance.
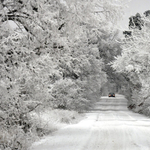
[30,94,150,150]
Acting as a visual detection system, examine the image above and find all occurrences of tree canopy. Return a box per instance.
[0,0,125,149]
[123,10,150,37]
[112,11,150,115]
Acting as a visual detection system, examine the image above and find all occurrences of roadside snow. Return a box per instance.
[29,94,150,150]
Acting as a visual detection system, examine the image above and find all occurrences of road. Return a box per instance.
[30,94,150,150]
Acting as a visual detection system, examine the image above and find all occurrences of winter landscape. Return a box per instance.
[0,0,150,150]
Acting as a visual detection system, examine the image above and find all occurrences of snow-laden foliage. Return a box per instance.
[111,16,150,114]
[0,0,125,149]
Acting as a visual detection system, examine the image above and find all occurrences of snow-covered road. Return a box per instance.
[30,94,150,150]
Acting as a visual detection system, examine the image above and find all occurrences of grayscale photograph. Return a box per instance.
[0,0,150,150]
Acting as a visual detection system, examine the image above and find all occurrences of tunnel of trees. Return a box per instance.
[1,0,150,149]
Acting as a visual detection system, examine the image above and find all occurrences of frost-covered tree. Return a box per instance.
[0,0,125,149]
[129,13,144,30]
[112,16,150,115]
[123,10,150,38]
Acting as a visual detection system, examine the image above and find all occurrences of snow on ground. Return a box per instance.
[29,94,150,150]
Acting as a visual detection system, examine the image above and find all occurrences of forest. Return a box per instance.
[0,0,150,149]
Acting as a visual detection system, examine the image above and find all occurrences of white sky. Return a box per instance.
[120,0,150,30]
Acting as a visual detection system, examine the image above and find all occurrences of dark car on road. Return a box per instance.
[108,93,115,97]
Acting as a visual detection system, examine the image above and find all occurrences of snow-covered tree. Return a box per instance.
[112,15,150,114]
[0,0,125,149]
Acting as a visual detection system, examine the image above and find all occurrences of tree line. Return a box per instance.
[0,0,124,149]
[112,10,150,115]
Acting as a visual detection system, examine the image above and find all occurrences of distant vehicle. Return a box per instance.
[108,93,115,97]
